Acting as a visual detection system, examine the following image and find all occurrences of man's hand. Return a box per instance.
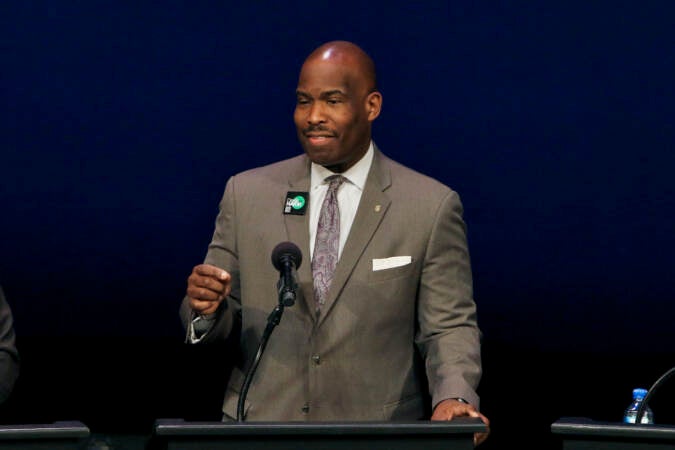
[187,264,231,315]
[431,398,490,447]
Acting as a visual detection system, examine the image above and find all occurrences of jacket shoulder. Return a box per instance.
[381,154,457,200]
[234,154,307,182]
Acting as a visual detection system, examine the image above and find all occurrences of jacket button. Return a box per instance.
[301,403,310,414]
[311,355,321,365]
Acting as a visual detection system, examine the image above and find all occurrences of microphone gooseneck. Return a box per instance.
[237,242,302,422]
[635,365,675,424]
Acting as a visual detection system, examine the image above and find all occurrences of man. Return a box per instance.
[182,41,489,445]
[0,285,19,405]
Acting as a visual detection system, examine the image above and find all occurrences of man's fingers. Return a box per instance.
[190,298,220,315]
[194,264,230,281]
[187,285,223,302]
[473,413,491,446]
[186,265,231,315]
[188,275,229,297]
[479,412,490,427]
[188,265,231,300]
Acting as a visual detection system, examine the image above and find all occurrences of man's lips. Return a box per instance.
[304,131,336,138]
[304,131,336,145]
[307,136,333,145]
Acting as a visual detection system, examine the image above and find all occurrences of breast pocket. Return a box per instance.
[367,258,418,283]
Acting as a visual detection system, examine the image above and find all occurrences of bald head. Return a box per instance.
[303,41,378,93]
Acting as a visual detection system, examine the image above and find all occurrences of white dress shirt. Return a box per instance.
[309,142,374,260]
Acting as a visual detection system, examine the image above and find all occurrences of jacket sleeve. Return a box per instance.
[180,176,242,344]
[414,190,482,408]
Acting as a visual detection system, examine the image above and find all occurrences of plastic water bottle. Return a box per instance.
[623,387,654,424]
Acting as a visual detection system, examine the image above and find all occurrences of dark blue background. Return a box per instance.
[1,2,673,447]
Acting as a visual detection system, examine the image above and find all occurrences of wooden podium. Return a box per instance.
[152,417,485,450]
[552,417,675,450]
[0,421,90,449]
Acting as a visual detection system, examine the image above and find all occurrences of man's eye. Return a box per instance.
[297,98,310,105]
[327,98,341,105]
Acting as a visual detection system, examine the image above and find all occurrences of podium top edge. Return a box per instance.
[552,417,675,439]
[154,418,486,436]
[0,421,90,440]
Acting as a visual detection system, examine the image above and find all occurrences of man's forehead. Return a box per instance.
[298,61,358,90]
[300,59,352,77]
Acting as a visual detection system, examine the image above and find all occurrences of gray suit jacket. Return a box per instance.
[181,146,482,421]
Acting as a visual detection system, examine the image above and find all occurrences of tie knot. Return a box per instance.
[325,175,346,193]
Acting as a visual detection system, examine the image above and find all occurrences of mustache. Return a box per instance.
[302,126,337,136]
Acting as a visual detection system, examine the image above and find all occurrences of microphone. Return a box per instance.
[238,242,302,421]
[271,241,302,306]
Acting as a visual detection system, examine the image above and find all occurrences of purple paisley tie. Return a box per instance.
[312,175,346,313]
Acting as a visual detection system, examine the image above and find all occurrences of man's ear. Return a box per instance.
[366,91,382,121]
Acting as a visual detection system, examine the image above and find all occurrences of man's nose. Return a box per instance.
[306,102,326,124]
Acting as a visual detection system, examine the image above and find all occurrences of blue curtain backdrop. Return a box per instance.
[1,1,674,446]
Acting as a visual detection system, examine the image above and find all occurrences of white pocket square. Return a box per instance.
[372,256,412,271]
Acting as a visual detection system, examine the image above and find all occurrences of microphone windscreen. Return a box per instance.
[271,241,302,271]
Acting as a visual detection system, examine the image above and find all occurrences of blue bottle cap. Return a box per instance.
[633,388,648,399]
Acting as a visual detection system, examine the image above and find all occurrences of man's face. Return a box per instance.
[294,58,374,173]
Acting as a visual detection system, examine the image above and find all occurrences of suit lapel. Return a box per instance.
[282,155,316,321]
[317,148,392,326]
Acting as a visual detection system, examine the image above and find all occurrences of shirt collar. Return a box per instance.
[310,141,374,191]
